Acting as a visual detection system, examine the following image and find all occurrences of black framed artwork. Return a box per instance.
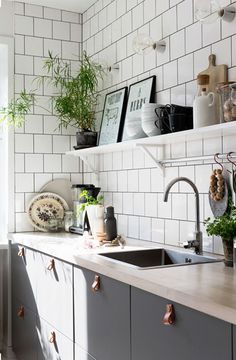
[98,87,128,145]
[122,76,156,141]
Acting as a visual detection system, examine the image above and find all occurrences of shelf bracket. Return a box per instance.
[136,144,165,173]
[79,155,100,177]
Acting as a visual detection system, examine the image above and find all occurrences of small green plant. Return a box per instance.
[79,190,103,213]
[204,200,236,241]
[0,51,104,131]
[0,91,35,128]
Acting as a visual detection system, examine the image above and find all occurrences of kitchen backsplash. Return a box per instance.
[14,2,83,231]
[81,0,236,255]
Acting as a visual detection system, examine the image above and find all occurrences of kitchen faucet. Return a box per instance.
[163,177,203,255]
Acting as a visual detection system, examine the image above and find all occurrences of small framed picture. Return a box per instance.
[122,76,156,141]
[98,87,128,146]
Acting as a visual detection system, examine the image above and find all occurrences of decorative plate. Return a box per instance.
[27,192,69,232]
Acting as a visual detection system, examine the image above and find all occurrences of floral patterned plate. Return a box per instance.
[27,192,69,232]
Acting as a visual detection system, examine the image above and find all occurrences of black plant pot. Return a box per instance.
[75,130,98,150]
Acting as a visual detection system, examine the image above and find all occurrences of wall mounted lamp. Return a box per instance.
[195,0,235,23]
[132,34,166,56]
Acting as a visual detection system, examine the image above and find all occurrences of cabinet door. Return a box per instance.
[12,298,37,360]
[37,316,74,360]
[12,244,37,312]
[36,253,73,340]
[74,267,130,360]
[131,286,232,360]
[233,325,236,360]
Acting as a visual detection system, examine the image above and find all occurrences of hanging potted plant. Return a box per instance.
[0,51,104,149]
[204,199,236,267]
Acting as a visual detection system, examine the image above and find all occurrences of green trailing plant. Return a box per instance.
[0,51,104,131]
[79,190,104,213]
[0,91,35,128]
[204,199,236,241]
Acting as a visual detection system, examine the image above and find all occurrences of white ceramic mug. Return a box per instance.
[141,103,162,137]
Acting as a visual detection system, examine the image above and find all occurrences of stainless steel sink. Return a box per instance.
[99,248,221,269]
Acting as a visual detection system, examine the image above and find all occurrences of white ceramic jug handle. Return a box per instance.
[208,92,215,107]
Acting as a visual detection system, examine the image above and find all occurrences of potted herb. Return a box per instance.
[1,51,104,149]
[80,189,104,241]
[204,200,236,267]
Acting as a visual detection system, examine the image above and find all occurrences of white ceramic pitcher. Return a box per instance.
[193,90,217,128]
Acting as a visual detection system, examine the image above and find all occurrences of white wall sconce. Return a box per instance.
[195,0,235,23]
[132,34,166,56]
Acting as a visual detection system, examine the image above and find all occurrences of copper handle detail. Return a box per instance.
[17,306,25,319]
[47,259,55,271]
[163,304,175,325]
[49,331,56,344]
[18,248,25,258]
[92,275,100,292]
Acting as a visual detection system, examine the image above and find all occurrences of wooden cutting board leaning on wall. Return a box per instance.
[198,54,228,123]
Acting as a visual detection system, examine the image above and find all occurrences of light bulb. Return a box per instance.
[133,34,155,55]
[132,34,166,56]
[195,0,221,24]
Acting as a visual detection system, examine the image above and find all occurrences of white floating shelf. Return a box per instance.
[66,122,236,157]
[66,122,236,175]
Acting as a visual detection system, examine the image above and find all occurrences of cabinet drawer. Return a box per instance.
[37,316,74,360]
[12,244,37,312]
[131,286,232,360]
[75,344,96,360]
[74,267,130,360]
[12,298,37,360]
[36,253,73,340]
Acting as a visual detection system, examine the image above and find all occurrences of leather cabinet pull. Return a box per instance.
[18,247,25,258]
[49,331,56,344]
[47,259,55,271]
[163,304,175,325]
[92,275,100,292]
[17,306,25,319]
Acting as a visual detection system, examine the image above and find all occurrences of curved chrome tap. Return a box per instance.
[163,177,203,255]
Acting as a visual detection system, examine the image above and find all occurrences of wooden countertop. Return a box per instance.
[9,232,236,325]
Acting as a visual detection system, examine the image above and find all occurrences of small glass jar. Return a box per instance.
[64,211,73,232]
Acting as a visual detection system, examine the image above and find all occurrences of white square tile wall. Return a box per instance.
[13,2,82,231]
[81,0,236,255]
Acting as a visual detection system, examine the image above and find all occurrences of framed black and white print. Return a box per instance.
[122,76,156,141]
[98,87,128,146]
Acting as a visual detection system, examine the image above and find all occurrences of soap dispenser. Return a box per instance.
[104,206,117,242]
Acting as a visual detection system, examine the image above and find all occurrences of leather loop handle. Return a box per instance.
[49,331,56,344]
[163,304,175,325]
[17,306,25,319]
[18,248,25,258]
[92,275,100,292]
[47,259,55,271]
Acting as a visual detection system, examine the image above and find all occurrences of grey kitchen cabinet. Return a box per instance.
[131,286,232,360]
[12,244,38,312]
[233,326,236,360]
[37,316,74,360]
[74,267,130,360]
[12,297,37,360]
[11,244,74,360]
[36,252,73,340]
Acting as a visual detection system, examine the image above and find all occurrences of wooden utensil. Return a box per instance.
[198,54,228,122]
[199,54,228,92]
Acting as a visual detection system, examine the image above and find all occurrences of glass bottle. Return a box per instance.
[64,211,74,232]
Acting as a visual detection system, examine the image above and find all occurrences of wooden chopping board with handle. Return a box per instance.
[199,54,228,92]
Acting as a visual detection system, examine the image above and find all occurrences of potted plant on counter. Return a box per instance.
[0,51,104,149]
[204,200,236,267]
[79,189,104,242]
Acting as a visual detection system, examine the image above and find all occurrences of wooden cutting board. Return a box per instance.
[199,54,228,92]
